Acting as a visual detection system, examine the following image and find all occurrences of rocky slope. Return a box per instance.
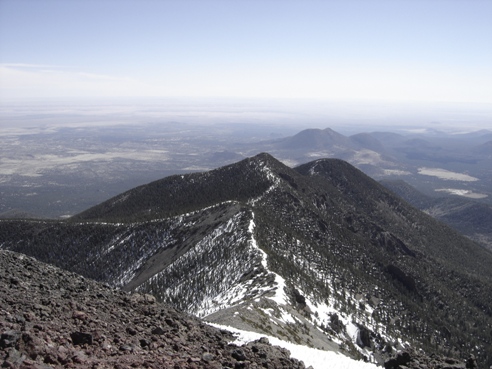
[0,250,308,369]
[384,349,478,369]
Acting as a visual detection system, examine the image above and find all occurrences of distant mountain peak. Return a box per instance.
[277,127,352,150]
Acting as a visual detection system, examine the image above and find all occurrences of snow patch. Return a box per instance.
[209,323,377,369]
[248,161,281,205]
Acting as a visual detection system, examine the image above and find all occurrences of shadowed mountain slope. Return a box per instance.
[73,153,279,222]
[472,140,492,155]
[349,133,385,152]
[380,179,492,251]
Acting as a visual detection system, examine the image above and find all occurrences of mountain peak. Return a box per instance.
[278,127,352,150]
[74,152,288,221]
[243,152,284,172]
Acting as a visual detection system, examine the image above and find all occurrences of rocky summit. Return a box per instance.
[0,250,307,369]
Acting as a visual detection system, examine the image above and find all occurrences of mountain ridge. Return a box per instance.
[1,153,492,367]
[74,153,280,222]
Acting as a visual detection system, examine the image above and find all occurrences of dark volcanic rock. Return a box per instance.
[356,325,371,348]
[0,330,21,348]
[70,332,93,346]
[0,250,307,368]
[466,354,478,369]
[384,349,471,369]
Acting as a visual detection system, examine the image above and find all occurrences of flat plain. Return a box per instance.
[1,101,491,218]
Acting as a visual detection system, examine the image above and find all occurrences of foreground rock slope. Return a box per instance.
[0,250,307,369]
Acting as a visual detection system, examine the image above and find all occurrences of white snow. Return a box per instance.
[245,213,394,362]
[279,308,297,324]
[210,323,377,369]
[248,183,278,205]
[248,213,289,305]
[248,161,281,205]
[346,322,359,342]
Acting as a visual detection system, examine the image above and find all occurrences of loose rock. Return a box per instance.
[0,250,307,368]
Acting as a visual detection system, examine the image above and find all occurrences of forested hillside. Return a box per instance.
[1,153,491,367]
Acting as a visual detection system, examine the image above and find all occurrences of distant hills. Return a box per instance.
[1,123,490,220]
[276,127,354,150]
[381,179,492,251]
[2,153,492,367]
[250,127,492,251]
[242,127,491,204]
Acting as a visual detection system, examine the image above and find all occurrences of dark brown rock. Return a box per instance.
[0,330,21,348]
[150,327,166,335]
[385,349,468,369]
[466,354,478,369]
[0,250,308,369]
[231,348,247,361]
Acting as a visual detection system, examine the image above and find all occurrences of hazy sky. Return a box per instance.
[1,0,492,104]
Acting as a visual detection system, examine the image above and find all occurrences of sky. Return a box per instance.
[1,0,492,105]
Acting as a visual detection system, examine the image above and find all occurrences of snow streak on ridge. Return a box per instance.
[248,160,281,206]
[248,212,289,305]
